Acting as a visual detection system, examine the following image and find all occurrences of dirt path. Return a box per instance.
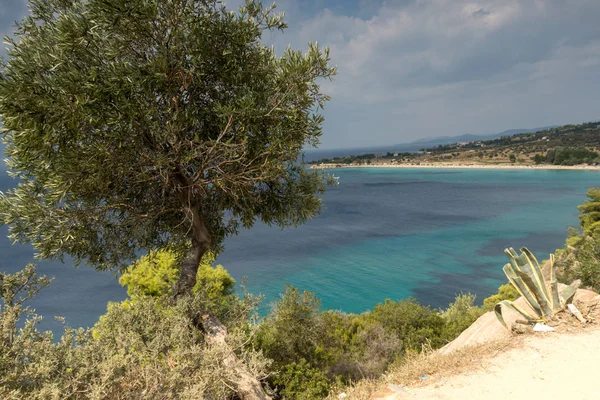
[409,328,600,400]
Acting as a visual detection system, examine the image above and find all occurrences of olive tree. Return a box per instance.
[0,0,335,295]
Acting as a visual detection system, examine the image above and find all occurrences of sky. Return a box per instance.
[1,0,600,149]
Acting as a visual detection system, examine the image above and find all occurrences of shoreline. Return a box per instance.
[309,163,600,171]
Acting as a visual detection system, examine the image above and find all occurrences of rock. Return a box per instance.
[369,384,415,399]
[439,296,538,355]
[440,287,600,355]
[533,323,555,332]
[573,287,600,304]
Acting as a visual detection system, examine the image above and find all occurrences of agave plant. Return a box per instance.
[494,247,577,329]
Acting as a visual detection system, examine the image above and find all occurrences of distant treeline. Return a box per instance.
[309,152,418,165]
[533,147,599,165]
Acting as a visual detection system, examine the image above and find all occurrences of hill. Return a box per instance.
[309,121,600,166]
[409,126,557,148]
[424,121,600,165]
[303,126,555,162]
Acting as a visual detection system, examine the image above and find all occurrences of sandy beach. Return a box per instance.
[310,162,600,171]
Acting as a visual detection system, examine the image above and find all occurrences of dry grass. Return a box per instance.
[333,314,600,399]
[330,337,523,400]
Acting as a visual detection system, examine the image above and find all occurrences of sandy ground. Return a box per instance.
[407,327,600,400]
[311,163,600,171]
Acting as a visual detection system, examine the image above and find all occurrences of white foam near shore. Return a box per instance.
[310,162,600,171]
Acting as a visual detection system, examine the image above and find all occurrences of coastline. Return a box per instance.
[309,162,600,171]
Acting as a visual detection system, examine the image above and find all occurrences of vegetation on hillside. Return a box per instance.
[311,121,600,166]
[2,249,525,399]
[1,0,600,399]
[8,217,600,399]
[556,188,600,292]
[0,1,335,396]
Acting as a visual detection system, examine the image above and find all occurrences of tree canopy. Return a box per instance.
[0,0,335,293]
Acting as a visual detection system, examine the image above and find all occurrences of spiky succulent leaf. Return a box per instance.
[502,263,543,317]
[560,285,577,304]
[548,254,562,312]
[520,247,551,303]
[496,248,576,330]
[494,300,538,329]
[515,269,553,318]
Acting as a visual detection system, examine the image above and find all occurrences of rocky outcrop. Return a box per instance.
[439,287,600,355]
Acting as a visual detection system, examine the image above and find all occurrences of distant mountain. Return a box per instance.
[304,126,558,162]
[406,126,558,148]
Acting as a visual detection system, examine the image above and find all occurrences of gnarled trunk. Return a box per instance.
[173,182,211,296]
[172,233,209,296]
[172,194,270,399]
[202,312,272,400]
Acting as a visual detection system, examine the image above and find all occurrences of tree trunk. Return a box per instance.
[172,186,271,399]
[173,194,211,296]
[173,238,207,297]
[202,312,272,400]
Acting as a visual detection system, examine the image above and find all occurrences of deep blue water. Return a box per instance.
[1,168,598,334]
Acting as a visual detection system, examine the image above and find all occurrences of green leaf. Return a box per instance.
[494,300,538,329]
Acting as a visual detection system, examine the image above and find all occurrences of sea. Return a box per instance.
[1,167,599,334]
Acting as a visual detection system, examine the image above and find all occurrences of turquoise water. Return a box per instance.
[1,168,598,333]
[218,168,598,312]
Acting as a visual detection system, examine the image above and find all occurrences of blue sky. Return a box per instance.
[2,0,600,149]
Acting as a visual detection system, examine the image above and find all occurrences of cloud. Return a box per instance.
[265,0,600,147]
[0,0,28,57]
[1,0,599,148]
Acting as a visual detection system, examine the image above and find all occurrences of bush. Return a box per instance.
[1,265,268,399]
[1,268,520,399]
[555,188,600,291]
[482,284,519,311]
[440,293,485,339]
[578,188,600,240]
[255,287,405,396]
[119,249,237,314]
[545,147,598,165]
[255,286,323,368]
[573,238,600,290]
[272,359,331,400]
[120,250,234,298]
[369,298,446,351]
[556,236,600,291]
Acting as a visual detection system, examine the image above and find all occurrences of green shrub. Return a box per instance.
[555,188,600,290]
[578,188,600,240]
[482,283,519,311]
[119,250,235,301]
[119,249,180,297]
[1,265,268,399]
[272,359,331,400]
[369,298,446,351]
[256,287,404,396]
[440,293,485,339]
[255,285,323,368]
[556,236,600,291]
[576,238,600,290]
